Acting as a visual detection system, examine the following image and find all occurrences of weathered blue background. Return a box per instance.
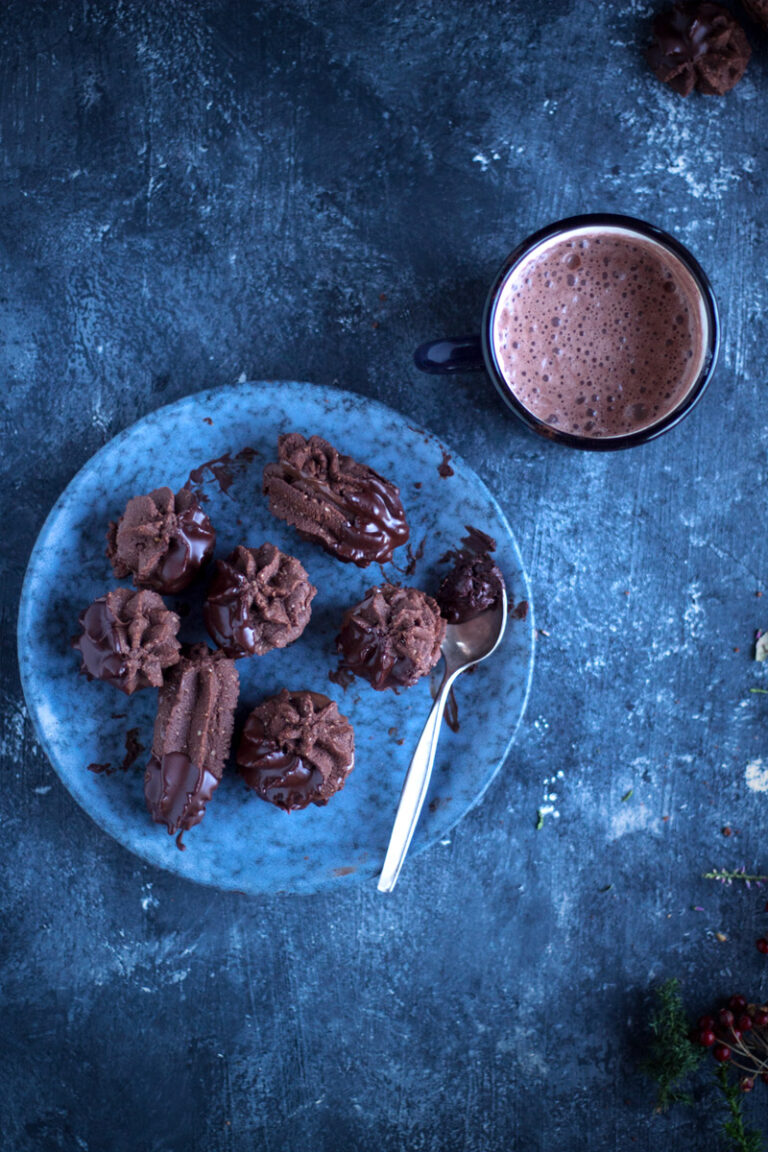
[3,1,768,1148]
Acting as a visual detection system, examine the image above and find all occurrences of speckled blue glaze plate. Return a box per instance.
[18,382,534,894]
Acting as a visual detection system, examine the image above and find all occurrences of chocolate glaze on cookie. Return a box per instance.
[107,486,216,594]
[337,583,445,690]
[263,433,409,567]
[144,643,239,834]
[237,689,355,811]
[144,752,219,836]
[73,588,181,695]
[204,543,316,658]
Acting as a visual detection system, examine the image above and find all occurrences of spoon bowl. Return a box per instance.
[442,591,508,674]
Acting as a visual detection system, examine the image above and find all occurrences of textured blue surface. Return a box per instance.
[6,2,768,1149]
[18,381,533,894]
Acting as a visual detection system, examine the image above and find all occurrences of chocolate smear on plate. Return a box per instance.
[186,446,259,499]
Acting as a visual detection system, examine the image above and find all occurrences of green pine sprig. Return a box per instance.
[716,1064,763,1152]
[641,978,703,1111]
[640,979,765,1151]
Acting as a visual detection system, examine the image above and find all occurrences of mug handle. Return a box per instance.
[413,334,485,374]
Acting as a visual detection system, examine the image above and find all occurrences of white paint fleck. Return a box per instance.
[746,758,768,793]
[33,785,52,795]
[140,883,159,912]
[609,803,657,840]
[0,701,28,760]
[683,583,704,639]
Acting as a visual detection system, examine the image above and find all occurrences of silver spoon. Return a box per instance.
[377,580,508,893]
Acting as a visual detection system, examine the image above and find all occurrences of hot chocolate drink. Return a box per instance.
[491,226,709,439]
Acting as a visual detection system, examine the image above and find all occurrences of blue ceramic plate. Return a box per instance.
[18,382,534,894]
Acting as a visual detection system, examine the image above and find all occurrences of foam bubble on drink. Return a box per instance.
[491,227,708,438]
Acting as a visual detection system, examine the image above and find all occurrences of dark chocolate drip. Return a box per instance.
[444,686,460,733]
[203,544,315,658]
[144,752,219,833]
[461,525,497,555]
[328,665,355,690]
[238,737,324,812]
[157,503,216,593]
[337,614,417,691]
[187,447,259,496]
[277,462,409,566]
[204,566,257,655]
[73,600,127,685]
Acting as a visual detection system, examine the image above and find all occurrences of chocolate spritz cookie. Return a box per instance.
[741,0,768,28]
[204,543,316,658]
[107,486,216,594]
[262,433,409,567]
[144,643,239,836]
[436,528,504,624]
[647,2,751,95]
[237,689,355,811]
[337,583,446,691]
[73,587,181,695]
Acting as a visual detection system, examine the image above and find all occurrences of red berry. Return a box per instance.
[731,1030,743,1044]
[741,1077,755,1093]
[762,1072,768,1085]
[714,1045,732,1062]
[730,995,748,1013]
[764,901,768,912]
[698,1030,716,1047]
[698,1015,716,1031]
[754,1011,768,1028]
[738,1014,753,1032]
[719,1009,735,1027]
[756,938,768,954]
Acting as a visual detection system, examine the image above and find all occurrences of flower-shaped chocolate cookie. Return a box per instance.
[237,689,355,811]
[73,587,181,695]
[647,1,751,95]
[204,543,316,658]
[107,486,216,594]
[337,583,446,691]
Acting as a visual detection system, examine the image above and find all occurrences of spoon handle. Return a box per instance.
[377,670,456,893]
